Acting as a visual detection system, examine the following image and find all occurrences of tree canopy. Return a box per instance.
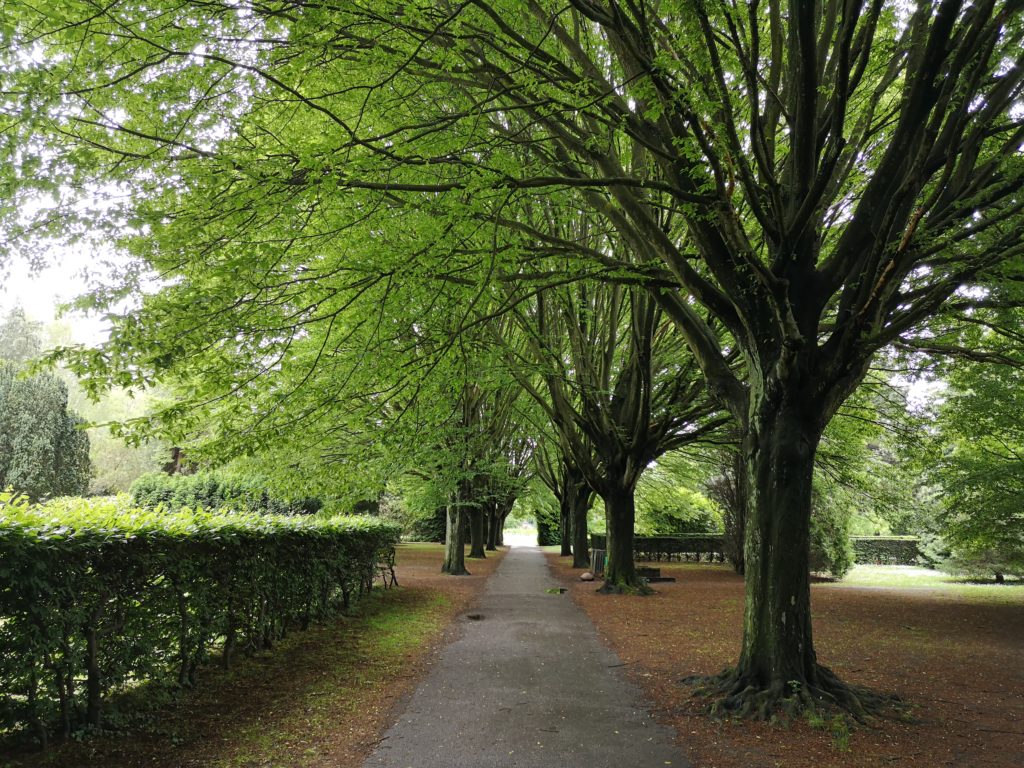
[2,0,1022,718]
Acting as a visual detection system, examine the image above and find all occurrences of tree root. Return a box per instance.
[682,665,905,724]
[597,579,654,596]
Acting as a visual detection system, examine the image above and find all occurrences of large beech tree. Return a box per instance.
[4,0,1023,716]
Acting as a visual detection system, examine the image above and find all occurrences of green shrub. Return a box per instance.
[809,509,854,579]
[129,471,316,515]
[850,535,922,565]
[0,492,399,743]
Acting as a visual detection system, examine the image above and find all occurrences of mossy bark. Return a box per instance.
[737,402,818,689]
[442,501,469,576]
[697,397,894,719]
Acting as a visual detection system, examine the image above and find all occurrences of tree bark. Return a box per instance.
[468,505,486,559]
[571,482,592,568]
[598,482,646,593]
[485,503,499,550]
[442,497,470,576]
[726,447,748,575]
[705,396,880,718]
[559,496,572,556]
[737,402,819,689]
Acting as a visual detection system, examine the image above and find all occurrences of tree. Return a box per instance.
[0,311,91,499]
[501,280,727,591]
[929,346,1024,581]
[535,440,596,567]
[5,0,1023,716]
[0,362,90,500]
[0,307,42,365]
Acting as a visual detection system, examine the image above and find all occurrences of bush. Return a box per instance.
[0,492,399,743]
[129,471,315,516]
[850,536,922,565]
[808,488,854,579]
[407,506,447,542]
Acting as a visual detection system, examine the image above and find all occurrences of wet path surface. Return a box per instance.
[363,545,688,768]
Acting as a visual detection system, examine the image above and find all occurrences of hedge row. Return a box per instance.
[850,536,921,565]
[0,493,399,745]
[590,534,923,567]
[590,533,727,562]
[130,471,322,516]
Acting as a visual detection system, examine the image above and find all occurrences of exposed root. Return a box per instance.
[597,579,654,596]
[683,665,904,724]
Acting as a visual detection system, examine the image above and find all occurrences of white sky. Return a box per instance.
[0,250,114,345]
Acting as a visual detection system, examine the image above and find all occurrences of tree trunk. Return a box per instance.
[727,448,748,575]
[559,495,572,556]
[707,399,876,718]
[738,403,818,688]
[598,483,646,593]
[442,499,470,575]
[485,504,498,550]
[496,506,509,546]
[468,506,486,559]
[85,620,102,728]
[571,483,592,569]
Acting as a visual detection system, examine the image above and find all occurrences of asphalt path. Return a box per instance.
[363,544,688,768]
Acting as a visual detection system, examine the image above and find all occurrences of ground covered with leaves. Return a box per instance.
[4,543,503,768]
[547,555,1024,768]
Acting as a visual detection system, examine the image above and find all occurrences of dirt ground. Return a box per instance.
[546,555,1024,768]
[4,544,504,768]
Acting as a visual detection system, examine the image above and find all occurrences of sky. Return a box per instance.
[0,249,120,345]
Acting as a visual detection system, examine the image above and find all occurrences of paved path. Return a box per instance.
[364,545,688,768]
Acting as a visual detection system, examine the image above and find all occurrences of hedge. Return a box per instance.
[589,534,923,568]
[129,471,322,516]
[850,536,921,565]
[0,493,399,745]
[589,533,726,562]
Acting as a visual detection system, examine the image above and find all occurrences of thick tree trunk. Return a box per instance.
[703,398,884,719]
[737,403,819,691]
[442,500,470,576]
[496,505,510,546]
[468,506,486,559]
[598,483,646,593]
[571,483,592,568]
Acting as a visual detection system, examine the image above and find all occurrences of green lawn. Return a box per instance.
[822,564,1024,602]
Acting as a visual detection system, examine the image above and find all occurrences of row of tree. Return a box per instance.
[3,0,1022,718]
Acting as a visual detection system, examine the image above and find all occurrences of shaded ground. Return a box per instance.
[546,555,1024,768]
[4,543,504,768]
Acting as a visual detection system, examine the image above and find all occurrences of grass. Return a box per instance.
[204,588,450,768]
[824,564,1024,602]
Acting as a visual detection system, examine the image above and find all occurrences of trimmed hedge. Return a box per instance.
[130,471,321,516]
[851,536,921,565]
[0,493,399,744]
[590,534,923,569]
[590,533,726,562]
